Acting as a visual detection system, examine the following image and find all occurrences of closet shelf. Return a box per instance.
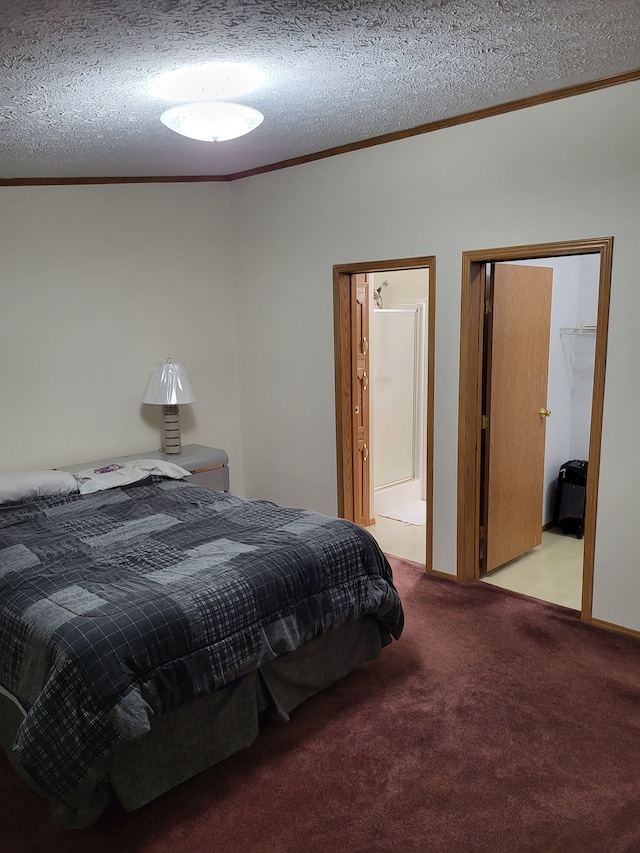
[560,326,596,381]
[560,325,597,336]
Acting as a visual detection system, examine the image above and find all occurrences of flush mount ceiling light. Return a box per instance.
[160,100,264,141]
[150,62,265,102]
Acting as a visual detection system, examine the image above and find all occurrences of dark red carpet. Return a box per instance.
[3,557,640,852]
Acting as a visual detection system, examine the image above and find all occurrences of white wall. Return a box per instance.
[373,268,428,305]
[0,183,245,492]
[570,254,600,457]
[230,81,640,632]
[2,81,640,633]
[544,258,580,520]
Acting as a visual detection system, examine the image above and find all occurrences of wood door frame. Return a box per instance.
[333,256,435,571]
[457,237,613,624]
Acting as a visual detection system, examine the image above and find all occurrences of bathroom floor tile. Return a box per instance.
[363,518,582,610]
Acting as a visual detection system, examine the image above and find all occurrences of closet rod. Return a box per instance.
[559,325,597,336]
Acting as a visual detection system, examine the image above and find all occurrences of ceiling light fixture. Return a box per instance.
[150,62,265,102]
[160,100,264,142]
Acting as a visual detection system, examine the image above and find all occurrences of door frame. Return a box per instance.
[333,256,435,571]
[457,237,613,623]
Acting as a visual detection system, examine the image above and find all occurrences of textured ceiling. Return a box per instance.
[2,0,640,180]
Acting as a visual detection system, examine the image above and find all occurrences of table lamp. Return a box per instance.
[142,359,197,454]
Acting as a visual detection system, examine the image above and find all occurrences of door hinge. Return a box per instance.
[484,300,492,314]
[479,525,486,540]
[481,415,489,430]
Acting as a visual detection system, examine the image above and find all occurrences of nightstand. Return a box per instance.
[59,444,229,492]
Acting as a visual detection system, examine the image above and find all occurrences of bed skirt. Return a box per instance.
[0,615,386,828]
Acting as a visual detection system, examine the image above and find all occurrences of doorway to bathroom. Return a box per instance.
[333,256,435,570]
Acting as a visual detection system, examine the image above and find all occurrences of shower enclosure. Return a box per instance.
[371,304,426,518]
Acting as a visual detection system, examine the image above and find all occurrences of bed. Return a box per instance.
[0,466,403,828]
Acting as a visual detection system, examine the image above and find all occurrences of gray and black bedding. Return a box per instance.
[0,478,403,805]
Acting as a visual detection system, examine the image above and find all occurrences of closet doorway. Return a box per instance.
[457,238,613,621]
[333,256,435,570]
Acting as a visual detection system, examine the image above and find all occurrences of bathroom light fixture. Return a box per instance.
[150,62,264,102]
[160,100,264,142]
[142,359,197,454]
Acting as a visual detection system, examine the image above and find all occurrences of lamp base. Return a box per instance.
[162,405,182,454]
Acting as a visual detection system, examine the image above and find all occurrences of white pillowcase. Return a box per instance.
[129,459,192,479]
[0,470,79,504]
[74,459,191,495]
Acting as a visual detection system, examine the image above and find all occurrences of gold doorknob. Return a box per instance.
[539,408,552,418]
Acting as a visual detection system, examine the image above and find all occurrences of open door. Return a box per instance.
[482,263,553,572]
[352,274,371,526]
[333,255,435,572]
[457,237,614,625]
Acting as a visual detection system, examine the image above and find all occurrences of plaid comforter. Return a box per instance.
[0,480,403,803]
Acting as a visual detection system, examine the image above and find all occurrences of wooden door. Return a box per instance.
[483,263,553,573]
[352,274,371,525]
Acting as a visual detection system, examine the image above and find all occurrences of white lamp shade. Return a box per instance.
[160,100,264,142]
[142,362,197,405]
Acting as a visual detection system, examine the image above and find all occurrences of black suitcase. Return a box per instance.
[553,459,587,539]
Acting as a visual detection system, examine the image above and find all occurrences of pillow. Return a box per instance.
[74,459,191,495]
[0,470,79,504]
[129,459,192,480]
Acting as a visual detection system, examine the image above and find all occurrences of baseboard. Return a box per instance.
[424,568,458,580]
[590,617,640,640]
